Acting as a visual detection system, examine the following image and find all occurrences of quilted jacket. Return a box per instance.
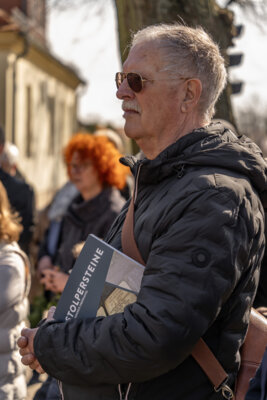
[34,123,267,400]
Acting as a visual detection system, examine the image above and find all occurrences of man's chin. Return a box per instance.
[124,129,140,140]
[124,122,141,140]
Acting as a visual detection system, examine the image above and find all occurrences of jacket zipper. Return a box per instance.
[57,380,64,400]
[133,162,142,203]
[118,383,132,400]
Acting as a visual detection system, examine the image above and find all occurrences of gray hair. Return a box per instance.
[131,23,227,120]
[0,142,19,166]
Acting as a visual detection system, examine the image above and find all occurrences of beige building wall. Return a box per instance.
[12,57,76,208]
[0,31,82,209]
[0,53,8,126]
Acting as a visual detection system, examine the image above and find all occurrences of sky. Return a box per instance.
[225,2,267,114]
[46,0,267,128]
[47,0,124,127]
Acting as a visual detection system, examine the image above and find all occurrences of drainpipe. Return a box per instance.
[11,32,29,143]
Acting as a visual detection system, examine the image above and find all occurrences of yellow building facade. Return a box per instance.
[0,28,83,208]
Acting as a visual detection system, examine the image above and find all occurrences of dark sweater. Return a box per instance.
[40,187,125,273]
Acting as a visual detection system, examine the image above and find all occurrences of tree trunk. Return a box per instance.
[114,0,237,128]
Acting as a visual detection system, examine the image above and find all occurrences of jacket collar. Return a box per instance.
[121,122,267,208]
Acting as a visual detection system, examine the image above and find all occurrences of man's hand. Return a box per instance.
[17,307,56,373]
[18,327,45,373]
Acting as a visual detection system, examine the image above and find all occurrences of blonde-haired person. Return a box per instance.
[0,181,30,400]
[37,133,128,294]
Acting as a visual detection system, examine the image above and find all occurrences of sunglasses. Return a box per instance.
[115,72,153,93]
[115,72,192,93]
[67,161,92,173]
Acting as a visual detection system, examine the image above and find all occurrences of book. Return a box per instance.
[54,234,145,321]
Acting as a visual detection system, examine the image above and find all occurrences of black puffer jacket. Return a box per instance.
[34,123,267,400]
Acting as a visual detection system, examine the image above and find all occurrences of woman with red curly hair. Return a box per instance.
[38,133,128,294]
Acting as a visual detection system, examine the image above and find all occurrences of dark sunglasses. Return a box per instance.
[115,72,153,93]
[115,72,192,93]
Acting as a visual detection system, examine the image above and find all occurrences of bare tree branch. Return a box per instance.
[236,99,267,156]
[46,0,108,46]
[46,0,106,13]
[225,0,267,23]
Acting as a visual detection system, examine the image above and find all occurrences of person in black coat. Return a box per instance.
[0,126,35,255]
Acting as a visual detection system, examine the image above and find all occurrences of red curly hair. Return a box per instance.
[64,133,129,190]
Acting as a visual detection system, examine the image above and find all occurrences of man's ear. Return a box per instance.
[181,79,202,113]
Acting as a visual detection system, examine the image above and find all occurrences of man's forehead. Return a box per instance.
[123,42,164,72]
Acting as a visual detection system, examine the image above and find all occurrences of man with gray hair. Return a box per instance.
[18,23,267,400]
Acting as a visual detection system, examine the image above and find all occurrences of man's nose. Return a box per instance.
[116,78,135,100]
